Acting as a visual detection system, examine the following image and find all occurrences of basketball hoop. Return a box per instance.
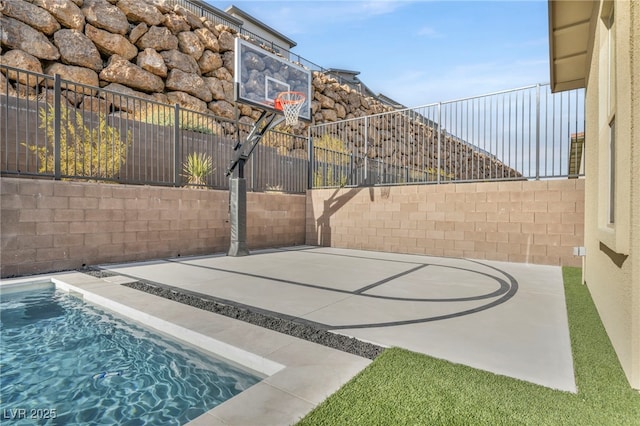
[274,91,306,125]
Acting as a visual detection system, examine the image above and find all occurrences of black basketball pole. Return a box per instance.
[228,175,249,256]
[226,112,283,257]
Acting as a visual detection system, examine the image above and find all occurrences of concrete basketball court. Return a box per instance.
[100,246,577,393]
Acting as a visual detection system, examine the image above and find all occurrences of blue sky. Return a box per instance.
[213,1,550,107]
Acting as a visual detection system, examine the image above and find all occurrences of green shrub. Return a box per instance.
[139,105,216,135]
[313,134,349,187]
[25,104,131,179]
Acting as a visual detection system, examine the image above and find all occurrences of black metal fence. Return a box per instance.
[1,64,307,193]
[310,83,585,188]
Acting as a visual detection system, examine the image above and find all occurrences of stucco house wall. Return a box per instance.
[550,0,639,389]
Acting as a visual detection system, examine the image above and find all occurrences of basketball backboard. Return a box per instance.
[234,38,312,122]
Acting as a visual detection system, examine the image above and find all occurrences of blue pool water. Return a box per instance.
[0,286,261,425]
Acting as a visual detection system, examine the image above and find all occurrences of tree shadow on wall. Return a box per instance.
[314,185,390,246]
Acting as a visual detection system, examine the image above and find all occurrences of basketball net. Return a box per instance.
[275,91,306,125]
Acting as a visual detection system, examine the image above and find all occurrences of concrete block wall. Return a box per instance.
[0,178,305,277]
[306,179,585,266]
[1,177,584,277]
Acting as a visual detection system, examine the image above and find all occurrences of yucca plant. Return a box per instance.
[182,152,214,187]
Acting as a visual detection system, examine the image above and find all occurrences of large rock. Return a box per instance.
[44,63,99,95]
[313,74,326,91]
[32,0,85,30]
[99,54,164,93]
[345,91,361,109]
[128,22,147,43]
[323,87,341,102]
[145,0,171,14]
[0,16,60,60]
[0,72,17,96]
[160,49,199,74]
[218,30,235,52]
[243,51,265,72]
[198,50,222,74]
[203,77,225,100]
[221,51,234,73]
[173,4,202,30]
[194,28,219,52]
[166,91,207,113]
[137,48,167,77]
[215,23,235,35]
[85,24,137,60]
[321,108,338,122]
[81,0,129,35]
[135,26,177,51]
[238,104,253,118]
[0,49,44,86]
[207,99,234,119]
[203,76,232,101]
[201,20,220,37]
[101,82,158,113]
[311,100,321,115]
[54,29,103,72]
[163,12,189,34]
[165,69,211,102]
[78,94,111,113]
[177,31,203,60]
[207,66,232,83]
[221,80,233,100]
[116,0,162,26]
[316,93,335,109]
[0,0,60,35]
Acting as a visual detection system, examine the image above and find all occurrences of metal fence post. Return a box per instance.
[349,151,354,185]
[535,83,541,180]
[437,102,442,184]
[174,103,180,187]
[307,131,313,189]
[53,74,61,180]
[364,116,369,184]
[250,144,256,191]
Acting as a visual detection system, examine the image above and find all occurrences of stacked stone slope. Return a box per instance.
[1,0,518,180]
[0,0,390,127]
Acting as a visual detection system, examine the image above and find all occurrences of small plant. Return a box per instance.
[182,152,214,187]
[139,106,216,135]
[313,134,350,164]
[266,184,284,192]
[181,121,215,135]
[139,104,175,126]
[313,167,347,188]
[313,134,349,187]
[25,104,131,179]
[426,167,455,180]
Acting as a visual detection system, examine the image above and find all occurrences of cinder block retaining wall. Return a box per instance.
[1,178,585,277]
[306,179,585,267]
[0,178,305,277]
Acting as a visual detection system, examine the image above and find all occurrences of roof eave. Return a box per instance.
[225,4,297,48]
[548,0,595,93]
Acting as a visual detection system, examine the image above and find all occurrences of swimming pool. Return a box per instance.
[0,284,261,425]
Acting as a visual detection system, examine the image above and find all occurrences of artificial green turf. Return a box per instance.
[297,267,640,425]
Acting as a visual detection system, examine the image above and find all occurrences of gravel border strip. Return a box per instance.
[79,267,384,360]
